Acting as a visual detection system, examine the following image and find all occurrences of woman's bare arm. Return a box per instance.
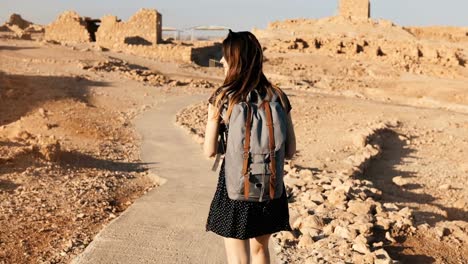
[285,112,296,160]
[203,103,220,158]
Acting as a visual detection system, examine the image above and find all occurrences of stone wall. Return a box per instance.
[0,13,44,39]
[191,43,223,66]
[122,44,192,63]
[339,0,370,19]
[96,9,162,49]
[101,41,221,65]
[41,9,220,65]
[45,11,91,43]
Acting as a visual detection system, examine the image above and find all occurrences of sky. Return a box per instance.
[1,0,467,31]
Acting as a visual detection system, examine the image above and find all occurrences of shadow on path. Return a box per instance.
[0,45,38,51]
[0,71,110,126]
[60,150,153,173]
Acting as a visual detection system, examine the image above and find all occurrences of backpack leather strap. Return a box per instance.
[242,103,253,199]
[263,101,277,199]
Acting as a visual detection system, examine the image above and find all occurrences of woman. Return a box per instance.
[203,30,296,264]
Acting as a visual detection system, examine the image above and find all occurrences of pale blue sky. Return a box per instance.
[1,0,467,30]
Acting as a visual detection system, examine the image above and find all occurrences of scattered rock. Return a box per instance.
[298,234,314,248]
[347,200,376,215]
[334,225,357,240]
[327,189,348,205]
[302,215,325,229]
[434,226,450,238]
[15,130,32,140]
[352,242,370,254]
[76,213,85,219]
[438,184,451,190]
[373,248,392,264]
[385,231,397,243]
[309,191,325,204]
[38,108,47,117]
[392,176,409,186]
[38,139,61,162]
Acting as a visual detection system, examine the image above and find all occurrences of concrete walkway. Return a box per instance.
[72,94,226,263]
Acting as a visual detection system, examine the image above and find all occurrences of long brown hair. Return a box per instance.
[211,30,287,121]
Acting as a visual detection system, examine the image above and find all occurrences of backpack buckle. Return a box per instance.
[243,152,250,160]
[269,150,276,158]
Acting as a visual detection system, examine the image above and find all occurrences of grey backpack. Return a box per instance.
[219,89,287,202]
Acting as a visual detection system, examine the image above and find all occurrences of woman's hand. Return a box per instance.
[203,103,220,158]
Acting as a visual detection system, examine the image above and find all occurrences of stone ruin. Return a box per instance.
[96,9,162,49]
[0,14,44,39]
[42,9,221,66]
[45,11,99,43]
[45,9,162,47]
[4,13,32,30]
[339,0,370,19]
[253,15,466,78]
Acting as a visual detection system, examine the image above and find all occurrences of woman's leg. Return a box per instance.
[249,234,271,264]
[223,237,250,264]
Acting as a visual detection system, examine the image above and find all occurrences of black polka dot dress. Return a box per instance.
[205,89,293,239]
[205,157,292,239]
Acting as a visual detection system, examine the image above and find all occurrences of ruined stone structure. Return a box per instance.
[109,41,221,66]
[6,14,32,29]
[42,9,220,65]
[96,9,162,49]
[339,0,370,19]
[45,11,92,43]
[0,13,43,39]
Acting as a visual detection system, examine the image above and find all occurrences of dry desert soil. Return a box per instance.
[1,14,468,264]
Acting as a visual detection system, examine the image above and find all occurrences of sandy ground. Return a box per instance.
[71,94,227,264]
[1,16,468,264]
[175,24,468,262]
[177,88,468,263]
[0,38,217,263]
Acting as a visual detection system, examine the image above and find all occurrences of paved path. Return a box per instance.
[72,94,226,263]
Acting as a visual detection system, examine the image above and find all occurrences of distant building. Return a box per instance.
[339,0,370,19]
[97,9,163,48]
[43,9,221,66]
[45,11,94,43]
[45,9,162,46]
